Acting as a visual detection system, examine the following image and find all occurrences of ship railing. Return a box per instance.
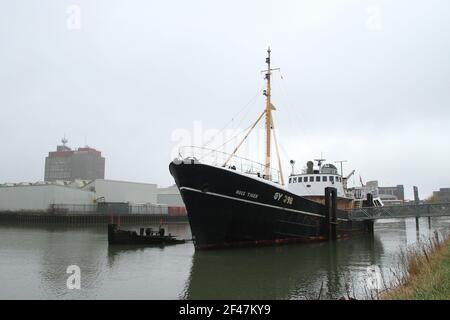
[177,146,282,184]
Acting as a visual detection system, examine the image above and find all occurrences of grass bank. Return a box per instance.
[383,232,450,300]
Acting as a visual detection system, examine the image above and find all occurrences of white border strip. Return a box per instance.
[180,186,326,218]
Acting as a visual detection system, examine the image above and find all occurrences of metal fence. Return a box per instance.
[50,204,97,214]
[346,202,450,220]
[130,204,168,215]
[50,203,170,215]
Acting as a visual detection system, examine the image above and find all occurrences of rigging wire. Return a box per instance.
[277,72,309,136]
[270,115,285,185]
[223,110,266,167]
[274,72,314,173]
[202,121,254,158]
[230,90,264,134]
[202,120,252,158]
[202,89,261,149]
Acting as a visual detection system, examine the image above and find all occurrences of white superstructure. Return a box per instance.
[288,161,347,198]
[287,159,383,208]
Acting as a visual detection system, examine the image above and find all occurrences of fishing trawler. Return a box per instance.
[169,48,374,250]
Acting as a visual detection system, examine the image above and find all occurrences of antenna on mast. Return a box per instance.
[335,160,348,177]
[314,158,326,167]
[61,134,68,147]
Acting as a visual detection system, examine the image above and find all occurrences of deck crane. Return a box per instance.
[342,169,355,191]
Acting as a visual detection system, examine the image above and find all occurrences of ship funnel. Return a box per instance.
[306,161,314,174]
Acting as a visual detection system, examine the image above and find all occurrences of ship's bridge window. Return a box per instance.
[293,177,297,183]
[323,176,327,182]
[309,176,314,182]
[316,176,320,182]
[330,176,334,183]
[289,177,292,183]
[304,177,308,182]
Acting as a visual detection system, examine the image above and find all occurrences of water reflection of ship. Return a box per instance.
[107,245,153,269]
[182,235,384,300]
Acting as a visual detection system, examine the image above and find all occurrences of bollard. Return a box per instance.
[366,193,375,235]
[324,187,337,241]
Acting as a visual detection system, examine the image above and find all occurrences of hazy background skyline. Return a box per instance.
[1,0,449,199]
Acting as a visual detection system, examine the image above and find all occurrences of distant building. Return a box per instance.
[379,185,404,201]
[83,179,157,204]
[0,181,95,211]
[366,180,405,202]
[0,179,158,212]
[431,188,450,202]
[44,138,105,182]
[157,184,184,206]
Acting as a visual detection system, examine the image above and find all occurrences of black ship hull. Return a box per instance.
[169,160,369,250]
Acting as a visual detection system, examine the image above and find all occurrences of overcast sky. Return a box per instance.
[1,0,449,199]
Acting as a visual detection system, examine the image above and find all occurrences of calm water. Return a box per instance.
[0,218,449,300]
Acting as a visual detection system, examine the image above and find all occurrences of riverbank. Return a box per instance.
[383,232,450,300]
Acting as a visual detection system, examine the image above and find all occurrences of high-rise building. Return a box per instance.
[378,184,405,201]
[365,180,405,202]
[431,188,450,202]
[44,138,105,182]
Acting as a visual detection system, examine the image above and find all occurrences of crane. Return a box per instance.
[342,170,355,191]
[345,170,355,180]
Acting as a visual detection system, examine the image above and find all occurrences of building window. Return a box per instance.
[323,176,327,182]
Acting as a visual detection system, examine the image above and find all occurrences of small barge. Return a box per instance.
[107,224,186,246]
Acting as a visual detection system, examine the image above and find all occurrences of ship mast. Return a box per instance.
[222,48,282,184]
[263,47,279,180]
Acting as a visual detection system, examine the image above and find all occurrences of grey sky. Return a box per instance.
[1,0,449,199]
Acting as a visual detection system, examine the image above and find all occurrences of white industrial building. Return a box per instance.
[0,183,95,211]
[0,179,159,212]
[82,179,157,204]
[157,184,184,206]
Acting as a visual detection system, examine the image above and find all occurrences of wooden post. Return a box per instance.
[366,193,375,235]
[415,217,420,232]
[325,187,337,241]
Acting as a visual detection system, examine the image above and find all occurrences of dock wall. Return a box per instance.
[0,211,188,225]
